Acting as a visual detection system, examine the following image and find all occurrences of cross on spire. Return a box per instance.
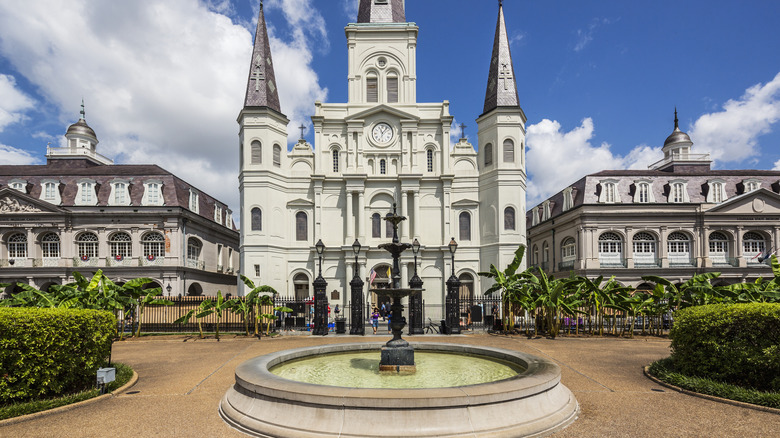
[299,124,306,140]
[459,123,467,139]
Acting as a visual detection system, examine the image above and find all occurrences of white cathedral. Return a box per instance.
[238,0,527,306]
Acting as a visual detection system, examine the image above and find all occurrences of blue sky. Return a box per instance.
[1,0,779,213]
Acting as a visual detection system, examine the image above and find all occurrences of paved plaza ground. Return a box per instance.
[3,333,778,437]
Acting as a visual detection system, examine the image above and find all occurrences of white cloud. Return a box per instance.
[342,0,359,20]
[0,74,35,132]
[690,72,780,164]
[0,144,40,165]
[526,118,660,206]
[774,159,780,171]
[0,0,328,215]
[573,18,614,52]
[449,119,467,145]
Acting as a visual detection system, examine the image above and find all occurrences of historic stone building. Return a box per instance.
[527,111,780,288]
[239,0,527,306]
[0,107,239,296]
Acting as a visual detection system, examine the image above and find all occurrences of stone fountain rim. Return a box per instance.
[233,342,562,409]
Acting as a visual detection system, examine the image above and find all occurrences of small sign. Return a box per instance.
[331,290,339,300]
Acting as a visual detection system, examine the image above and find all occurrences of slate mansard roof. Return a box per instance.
[528,168,780,226]
[0,158,236,230]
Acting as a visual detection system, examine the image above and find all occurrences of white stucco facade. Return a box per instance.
[238,5,527,307]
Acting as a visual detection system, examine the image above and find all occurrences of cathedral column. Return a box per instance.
[413,191,420,240]
[358,191,365,240]
[401,191,409,239]
[346,191,354,242]
[401,260,409,289]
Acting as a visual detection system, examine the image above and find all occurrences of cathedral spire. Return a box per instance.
[243,1,281,112]
[483,1,520,114]
[357,0,405,23]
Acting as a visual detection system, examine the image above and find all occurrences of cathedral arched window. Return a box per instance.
[484,143,493,166]
[251,207,262,231]
[426,149,434,172]
[387,72,398,103]
[296,212,308,241]
[251,140,262,164]
[459,212,471,241]
[380,159,386,175]
[504,207,515,231]
[503,139,514,163]
[366,73,378,103]
[332,149,340,173]
[385,212,393,238]
[372,213,381,238]
[273,144,281,167]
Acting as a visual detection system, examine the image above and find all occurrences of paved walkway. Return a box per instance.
[2,334,778,437]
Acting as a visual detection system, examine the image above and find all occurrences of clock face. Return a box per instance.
[372,123,393,143]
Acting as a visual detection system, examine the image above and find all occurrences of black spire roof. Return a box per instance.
[243,2,281,112]
[483,2,520,114]
[357,0,405,23]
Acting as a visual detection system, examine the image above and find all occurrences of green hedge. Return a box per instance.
[0,308,116,404]
[670,303,780,391]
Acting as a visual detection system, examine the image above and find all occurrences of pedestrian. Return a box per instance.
[466,307,472,330]
[387,310,393,333]
[371,307,380,334]
[380,302,387,320]
[334,304,340,317]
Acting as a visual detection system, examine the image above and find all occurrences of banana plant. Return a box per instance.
[240,275,278,336]
[479,245,525,333]
[259,305,293,336]
[134,287,171,338]
[174,297,214,339]
[209,290,236,341]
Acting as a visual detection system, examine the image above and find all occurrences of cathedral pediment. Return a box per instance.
[0,188,65,214]
[704,188,780,215]
[451,198,480,208]
[287,198,314,208]
[345,104,419,123]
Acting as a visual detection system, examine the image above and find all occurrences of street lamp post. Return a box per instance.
[408,238,424,334]
[313,239,328,336]
[349,239,365,335]
[445,237,461,334]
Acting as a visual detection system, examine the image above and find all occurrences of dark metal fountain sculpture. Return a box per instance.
[374,203,422,373]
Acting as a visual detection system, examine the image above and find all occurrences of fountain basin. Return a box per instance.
[220,342,578,437]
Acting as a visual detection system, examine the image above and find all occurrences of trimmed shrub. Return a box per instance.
[670,303,780,391]
[0,308,116,403]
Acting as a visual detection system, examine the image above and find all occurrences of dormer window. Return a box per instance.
[598,180,621,203]
[706,179,727,203]
[633,180,655,203]
[531,206,540,226]
[109,180,130,206]
[226,210,233,229]
[37,179,61,205]
[744,179,761,193]
[142,181,163,206]
[669,180,690,203]
[542,200,551,221]
[562,187,574,211]
[76,179,97,206]
[9,179,26,193]
[214,205,222,224]
[189,189,199,213]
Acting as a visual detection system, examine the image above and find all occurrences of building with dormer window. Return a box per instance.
[0,107,239,297]
[527,110,780,286]
[239,1,527,306]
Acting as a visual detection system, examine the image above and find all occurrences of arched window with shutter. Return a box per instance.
[484,143,493,166]
[366,73,378,103]
[251,140,262,164]
[296,212,308,241]
[459,212,471,241]
[503,207,515,231]
[503,139,514,163]
[273,144,281,167]
[251,207,262,231]
[372,213,381,238]
[386,72,398,103]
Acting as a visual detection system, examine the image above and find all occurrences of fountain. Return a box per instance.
[375,204,419,373]
[220,203,579,437]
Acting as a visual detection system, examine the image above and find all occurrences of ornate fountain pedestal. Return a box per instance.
[377,288,421,373]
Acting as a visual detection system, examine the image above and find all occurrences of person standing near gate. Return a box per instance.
[371,307,380,335]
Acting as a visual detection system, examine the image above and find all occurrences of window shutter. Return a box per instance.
[251,141,262,164]
[387,77,398,103]
[503,139,514,163]
[367,77,378,103]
